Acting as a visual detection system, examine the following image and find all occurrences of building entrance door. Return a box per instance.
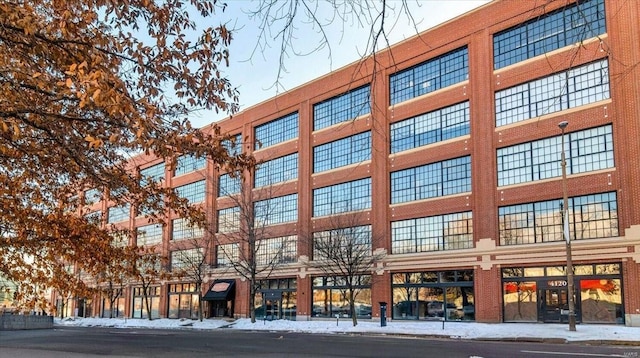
[263,290,282,320]
[265,299,280,320]
[540,288,568,323]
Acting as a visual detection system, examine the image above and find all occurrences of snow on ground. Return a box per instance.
[54,317,640,343]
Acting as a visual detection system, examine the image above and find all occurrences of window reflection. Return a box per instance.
[581,279,622,324]
[392,270,474,321]
[503,281,537,322]
[501,264,623,324]
[312,275,372,319]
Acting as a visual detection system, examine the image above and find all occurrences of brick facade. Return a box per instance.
[69,0,640,326]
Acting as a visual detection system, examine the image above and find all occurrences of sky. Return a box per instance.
[55,316,640,343]
[188,0,491,127]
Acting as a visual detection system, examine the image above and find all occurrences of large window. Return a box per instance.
[107,204,130,224]
[254,153,298,187]
[85,210,102,225]
[174,154,206,176]
[136,164,166,216]
[222,134,242,156]
[168,283,199,319]
[140,162,165,185]
[312,275,372,319]
[136,223,163,246]
[132,286,160,319]
[136,195,164,218]
[218,173,241,197]
[254,194,298,226]
[175,180,205,204]
[216,243,239,267]
[256,236,297,266]
[499,191,618,245]
[391,156,471,204]
[254,112,299,149]
[101,289,125,318]
[493,0,606,69]
[313,85,370,131]
[111,232,129,247]
[171,249,204,270]
[390,47,468,105]
[495,59,609,127]
[497,125,613,186]
[391,212,473,254]
[391,102,469,153]
[217,206,239,233]
[392,270,474,321]
[313,225,371,261]
[84,188,102,205]
[313,178,371,217]
[313,131,371,173]
[172,218,204,240]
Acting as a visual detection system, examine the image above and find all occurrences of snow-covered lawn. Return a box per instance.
[54,317,640,343]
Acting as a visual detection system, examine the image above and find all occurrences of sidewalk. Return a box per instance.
[54,317,640,346]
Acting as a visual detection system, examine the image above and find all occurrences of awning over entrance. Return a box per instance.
[203,279,235,301]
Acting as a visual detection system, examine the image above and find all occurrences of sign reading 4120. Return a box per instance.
[548,280,568,287]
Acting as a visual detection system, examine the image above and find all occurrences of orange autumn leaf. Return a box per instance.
[0,0,253,312]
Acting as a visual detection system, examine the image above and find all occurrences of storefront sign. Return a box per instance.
[547,280,567,287]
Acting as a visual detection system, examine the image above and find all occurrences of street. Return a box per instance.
[1,327,639,358]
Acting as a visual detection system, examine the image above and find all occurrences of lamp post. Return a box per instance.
[559,120,576,331]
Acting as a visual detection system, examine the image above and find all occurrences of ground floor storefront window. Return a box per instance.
[392,270,474,321]
[312,275,372,319]
[75,298,92,317]
[101,290,125,318]
[132,286,160,319]
[56,298,73,318]
[255,278,297,320]
[502,263,623,324]
[168,283,199,319]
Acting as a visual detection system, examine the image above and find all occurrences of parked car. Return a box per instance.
[426,301,459,318]
[393,300,428,319]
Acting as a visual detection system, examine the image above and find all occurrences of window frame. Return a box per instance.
[390,47,469,105]
[254,112,299,150]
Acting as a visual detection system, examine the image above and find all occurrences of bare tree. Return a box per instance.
[103,282,124,319]
[169,235,212,321]
[128,248,167,320]
[243,0,420,93]
[96,248,132,319]
[92,231,132,319]
[50,264,92,319]
[97,267,126,319]
[302,214,386,326]
[214,170,298,323]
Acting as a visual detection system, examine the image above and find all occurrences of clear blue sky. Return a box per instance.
[189,0,490,127]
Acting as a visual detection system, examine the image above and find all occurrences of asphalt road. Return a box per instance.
[1,326,639,358]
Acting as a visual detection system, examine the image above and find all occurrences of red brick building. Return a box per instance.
[72,0,640,325]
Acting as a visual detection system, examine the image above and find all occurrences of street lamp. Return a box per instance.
[559,120,576,331]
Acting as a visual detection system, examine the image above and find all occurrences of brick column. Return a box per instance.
[468,29,502,323]
[605,0,640,230]
[369,65,392,320]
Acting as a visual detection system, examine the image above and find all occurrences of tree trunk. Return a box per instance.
[349,289,358,327]
[249,282,256,323]
[109,297,116,318]
[198,294,203,322]
[143,288,152,320]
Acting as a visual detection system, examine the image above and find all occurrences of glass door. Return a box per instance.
[266,299,280,320]
[540,288,568,322]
